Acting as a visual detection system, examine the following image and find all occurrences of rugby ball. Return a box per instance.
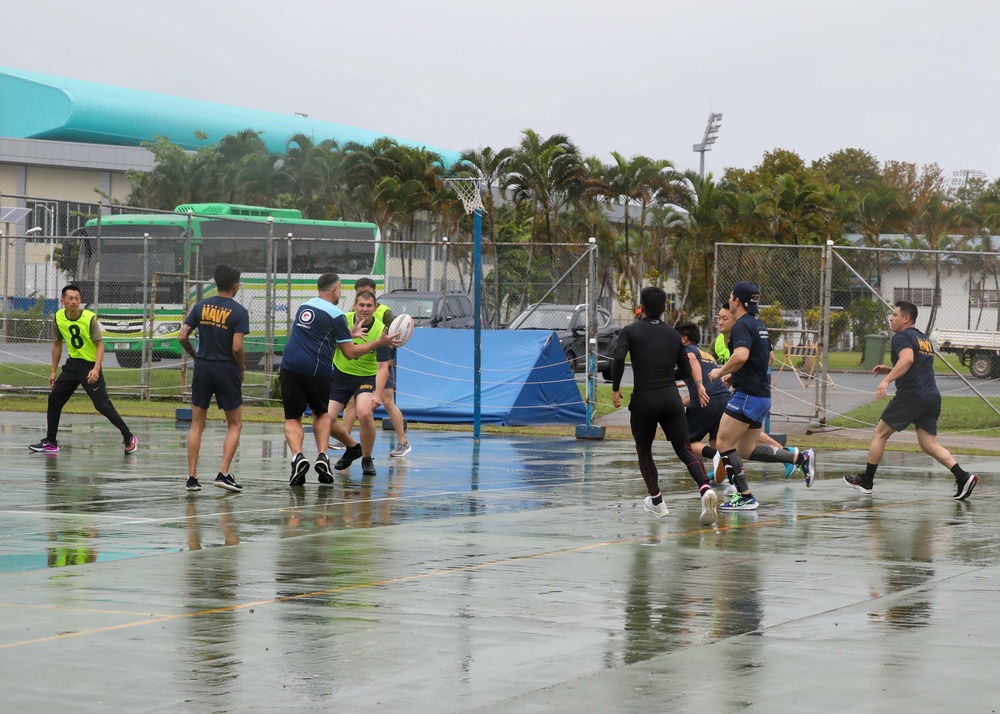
[388,313,415,347]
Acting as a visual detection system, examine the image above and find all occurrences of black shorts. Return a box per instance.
[686,395,728,442]
[628,387,690,446]
[191,360,242,411]
[280,369,333,420]
[329,372,376,407]
[881,393,941,434]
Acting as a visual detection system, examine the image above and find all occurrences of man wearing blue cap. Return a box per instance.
[708,282,815,510]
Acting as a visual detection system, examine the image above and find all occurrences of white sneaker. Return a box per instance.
[643,496,669,517]
[711,451,725,484]
[389,441,412,458]
[700,489,719,526]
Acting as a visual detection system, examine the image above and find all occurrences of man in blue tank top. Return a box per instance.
[844,300,977,500]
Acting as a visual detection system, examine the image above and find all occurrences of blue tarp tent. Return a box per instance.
[377,329,586,426]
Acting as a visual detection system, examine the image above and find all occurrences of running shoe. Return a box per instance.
[361,456,376,477]
[719,493,759,511]
[314,452,334,484]
[124,435,139,454]
[289,452,310,486]
[799,448,816,487]
[711,451,726,484]
[389,441,412,458]
[953,473,978,501]
[843,473,873,495]
[334,443,362,471]
[700,488,719,526]
[213,472,243,493]
[186,477,202,492]
[28,439,59,453]
[643,496,669,518]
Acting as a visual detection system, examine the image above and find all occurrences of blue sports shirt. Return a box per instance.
[281,297,353,377]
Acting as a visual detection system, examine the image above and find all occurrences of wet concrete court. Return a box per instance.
[0,411,998,713]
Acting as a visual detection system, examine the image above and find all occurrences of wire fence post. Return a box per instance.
[141,233,150,401]
[576,237,606,439]
[818,239,834,423]
[284,234,293,342]
[264,218,275,396]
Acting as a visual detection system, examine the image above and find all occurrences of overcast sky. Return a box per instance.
[7,0,1000,183]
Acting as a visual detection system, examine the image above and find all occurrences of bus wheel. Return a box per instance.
[115,352,142,369]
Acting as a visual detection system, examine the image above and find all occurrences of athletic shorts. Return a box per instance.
[191,360,242,411]
[724,391,770,429]
[279,369,333,420]
[329,372,376,407]
[686,395,728,442]
[880,393,941,435]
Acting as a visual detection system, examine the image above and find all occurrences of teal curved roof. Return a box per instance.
[0,66,460,166]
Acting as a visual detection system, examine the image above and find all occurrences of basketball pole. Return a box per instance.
[473,206,482,440]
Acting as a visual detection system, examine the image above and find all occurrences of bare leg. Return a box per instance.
[356,393,376,457]
[187,406,208,478]
[328,399,358,449]
[383,388,407,443]
[220,407,242,474]
[866,420,895,465]
[284,417,305,454]
[312,412,331,454]
[916,428,957,469]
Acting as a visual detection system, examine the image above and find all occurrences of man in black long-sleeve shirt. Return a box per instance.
[611,286,718,526]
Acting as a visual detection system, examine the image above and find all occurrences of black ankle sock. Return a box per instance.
[950,464,968,479]
[651,493,663,505]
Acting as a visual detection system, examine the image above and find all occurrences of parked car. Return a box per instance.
[506,303,620,379]
[378,289,475,328]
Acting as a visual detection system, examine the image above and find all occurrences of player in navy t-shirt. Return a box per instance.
[279,273,398,487]
[845,300,977,500]
[178,264,250,494]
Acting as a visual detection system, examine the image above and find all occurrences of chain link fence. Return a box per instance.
[1,201,593,407]
[715,242,1000,431]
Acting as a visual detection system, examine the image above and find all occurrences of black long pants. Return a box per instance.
[628,387,709,496]
[47,358,131,442]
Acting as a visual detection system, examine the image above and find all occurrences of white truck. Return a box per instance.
[934,329,1000,378]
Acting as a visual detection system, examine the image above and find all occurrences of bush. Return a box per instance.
[4,298,49,343]
[804,306,849,345]
[757,302,785,344]
[847,298,887,353]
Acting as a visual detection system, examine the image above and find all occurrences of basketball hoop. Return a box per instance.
[446,177,484,215]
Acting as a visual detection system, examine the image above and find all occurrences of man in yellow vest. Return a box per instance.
[340,277,411,457]
[29,284,136,453]
[329,289,393,477]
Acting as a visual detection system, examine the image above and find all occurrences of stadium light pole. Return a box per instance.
[693,112,723,181]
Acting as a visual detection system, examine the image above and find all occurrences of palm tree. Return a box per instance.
[456,145,515,245]
[502,130,585,244]
[855,187,909,290]
[667,170,734,320]
[595,153,677,305]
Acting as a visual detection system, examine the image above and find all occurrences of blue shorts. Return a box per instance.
[724,391,770,428]
[191,360,242,411]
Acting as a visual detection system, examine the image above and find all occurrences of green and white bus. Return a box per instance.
[71,204,384,368]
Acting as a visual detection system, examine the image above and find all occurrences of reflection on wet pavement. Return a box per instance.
[0,413,997,711]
